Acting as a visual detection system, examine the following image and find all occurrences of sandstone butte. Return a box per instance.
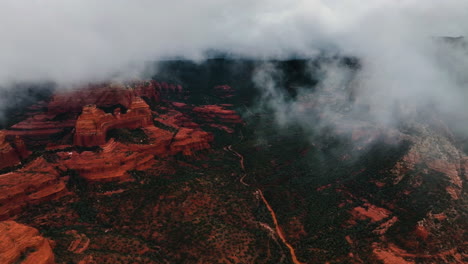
[0,221,55,264]
[48,81,161,114]
[57,139,155,182]
[0,131,30,170]
[0,157,67,220]
[74,96,153,146]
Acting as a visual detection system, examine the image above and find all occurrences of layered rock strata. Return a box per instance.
[0,158,67,220]
[0,221,55,264]
[74,97,152,146]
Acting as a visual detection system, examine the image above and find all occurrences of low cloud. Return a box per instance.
[0,0,467,136]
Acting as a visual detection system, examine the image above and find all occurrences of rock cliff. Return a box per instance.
[74,97,152,146]
[0,158,68,220]
[0,221,55,264]
[58,139,155,182]
[0,131,30,170]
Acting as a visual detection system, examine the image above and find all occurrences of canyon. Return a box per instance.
[0,59,465,263]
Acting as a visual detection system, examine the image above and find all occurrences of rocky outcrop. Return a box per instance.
[4,113,76,146]
[0,221,55,264]
[154,109,199,129]
[0,131,30,170]
[170,128,213,156]
[74,97,152,146]
[192,105,243,125]
[0,131,21,170]
[154,82,183,94]
[47,80,164,113]
[0,158,67,220]
[129,80,161,102]
[58,139,155,182]
[153,109,214,156]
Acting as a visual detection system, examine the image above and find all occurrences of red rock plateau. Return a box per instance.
[0,158,68,220]
[4,81,179,144]
[57,139,155,182]
[0,220,55,264]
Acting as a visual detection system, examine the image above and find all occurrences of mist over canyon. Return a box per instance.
[1,0,468,135]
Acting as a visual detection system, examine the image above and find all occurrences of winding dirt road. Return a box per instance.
[225,145,305,264]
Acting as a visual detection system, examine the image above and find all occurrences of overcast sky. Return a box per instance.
[0,0,466,86]
[0,0,467,132]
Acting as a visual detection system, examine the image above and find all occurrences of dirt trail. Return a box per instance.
[226,145,305,264]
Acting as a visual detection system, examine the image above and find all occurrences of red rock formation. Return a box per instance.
[5,113,76,146]
[66,230,90,254]
[0,221,55,264]
[130,80,160,102]
[372,242,466,264]
[0,131,21,170]
[170,128,213,156]
[152,109,214,156]
[74,97,152,147]
[136,125,213,157]
[48,80,164,114]
[48,84,134,114]
[192,105,243,124]
[155,82,183,94]
[154,109,199,129]
[13,136,31,159]
[349,203,391,223]
[58,139,155,182]
[9,114,76,131]
[0,131,30,170]
[0,158,67,220]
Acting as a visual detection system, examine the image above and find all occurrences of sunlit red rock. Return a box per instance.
[0,221,55,264]
[0,158,68,220]
[58,139,155,182]
[74,97,152,146]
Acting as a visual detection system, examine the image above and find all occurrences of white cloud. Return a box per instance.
[0,0,467,131]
